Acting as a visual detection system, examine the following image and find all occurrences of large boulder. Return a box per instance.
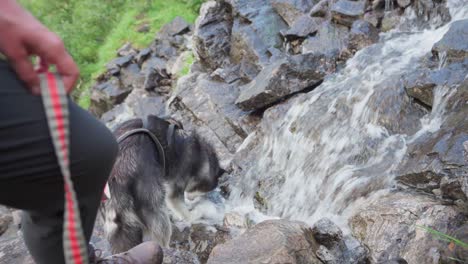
[348,20,380,52]
[207,220,322,264]
[302,21,350,59]
[432,19,468,63]
[350,191,466,263]
[331,0,367,26]
[193,1,233,71]
[89,77,132,117]
[235,53,335,111]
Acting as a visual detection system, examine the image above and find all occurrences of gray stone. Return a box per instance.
[89,77,132,117]
[235,53,334,111]
[159,16,191,38]
[349,20,379,52]
[117,42,137,57]
[106,55,134,75]
[193,1,233,71]
[0,232,35,264]
[302,21,349,59]
[432,19,468,63]
[210,65,242,84]
[271,0,314,26]
[189,224,231,263]
[364,11,383,27]
[0,207,12,236]
[350,192,465,263]
[207,220,322,264]
[331,0,367,26]
[141,56,171,91]
[135,48,152,65]
[311,218,343,249]
[281,15,323,40]
[120,63,145,89]
[163,248,201,264]
[309,0,332,17]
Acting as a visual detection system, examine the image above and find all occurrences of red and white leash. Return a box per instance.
[38,64,89,264]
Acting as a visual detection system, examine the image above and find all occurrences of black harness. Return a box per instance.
[116,116,180,175]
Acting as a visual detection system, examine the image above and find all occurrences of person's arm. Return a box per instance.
[0,0,78,94]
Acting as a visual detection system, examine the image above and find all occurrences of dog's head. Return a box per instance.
[144,115,225,196]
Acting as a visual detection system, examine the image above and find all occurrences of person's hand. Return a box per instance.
[0,0,79,94]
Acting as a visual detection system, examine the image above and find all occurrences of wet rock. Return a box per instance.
[159,16,191,37]
[163,248,201,264]
[364,11,383,27]
[381,9,401,32]
[350,192,466,263]
[432,19,468,63]
[397,79,468,201]
[403,59,467,107]
[193,1,233,71]
[89,77,131,117]
[207,220,322,264]
[349,20,379,52]
[271,0,314,26]
[281,15,323,40]
[311,218,343,249]
[174,73,255,152]
[189,224,231,263]
[302,21,349,59]
[331,0,367,26]
[412,0,451,29]
[235,53,334,111]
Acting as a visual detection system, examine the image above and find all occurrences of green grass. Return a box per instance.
[417,225,468,263]
[19,0,204,109]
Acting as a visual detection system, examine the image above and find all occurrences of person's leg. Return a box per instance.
[0,60,118,263]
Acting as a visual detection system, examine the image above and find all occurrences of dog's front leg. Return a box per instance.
[165,185,191,222]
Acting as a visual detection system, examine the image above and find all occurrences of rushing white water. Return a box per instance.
[226,0,468,229]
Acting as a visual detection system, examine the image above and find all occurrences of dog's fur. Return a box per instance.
[101,115,223,253]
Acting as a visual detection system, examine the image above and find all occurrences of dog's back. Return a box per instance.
[103,119,171,253]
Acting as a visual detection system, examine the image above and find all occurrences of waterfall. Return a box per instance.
[227,0,468,228]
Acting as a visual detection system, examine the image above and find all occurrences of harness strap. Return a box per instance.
[117,128,166,174]
[39,71,89,264]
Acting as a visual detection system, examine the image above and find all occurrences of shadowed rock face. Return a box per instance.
[432,19,468,63]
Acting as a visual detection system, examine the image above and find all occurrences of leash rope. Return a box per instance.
[39,71,89,264]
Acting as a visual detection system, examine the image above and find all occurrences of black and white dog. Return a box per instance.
[101,115,224,253]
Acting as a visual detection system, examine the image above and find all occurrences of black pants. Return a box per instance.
[0,61,118,263]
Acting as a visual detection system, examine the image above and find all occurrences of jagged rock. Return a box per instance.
[193,1,233,71]
[311,218,343,249]
[403,59,467,107]
[120,63,145,89]
[141,56,171,91]
[397,0,411,8]
[348,20,379,52]
[228,0,288,80]
[207,220,322,264]
[135,48,152,65]
[117,42,138,57]
[89,77,132,117]
[432,19,468,63]
[309,0,332,17]
[159,16,191,38]
[350,192,466,263]
[152,38,178,59]
[174,73,255,152]
[106,55,134,75]
[0,232,35,264]
[235,53,334,111]
[331,0,367,26]
[210,65,242,84]
[189,224,231,263]
[271,0,314,26]
[281,15,323,40]
[163,248,201,264]
[302,21,349,58]
[223,212,247,229]
[397,79,468,201]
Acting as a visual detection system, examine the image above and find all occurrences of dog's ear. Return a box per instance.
[146,115,170,137]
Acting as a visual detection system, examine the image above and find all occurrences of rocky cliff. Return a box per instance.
[1,0,467,263]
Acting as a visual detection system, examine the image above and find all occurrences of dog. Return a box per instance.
[101,115,224,253]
